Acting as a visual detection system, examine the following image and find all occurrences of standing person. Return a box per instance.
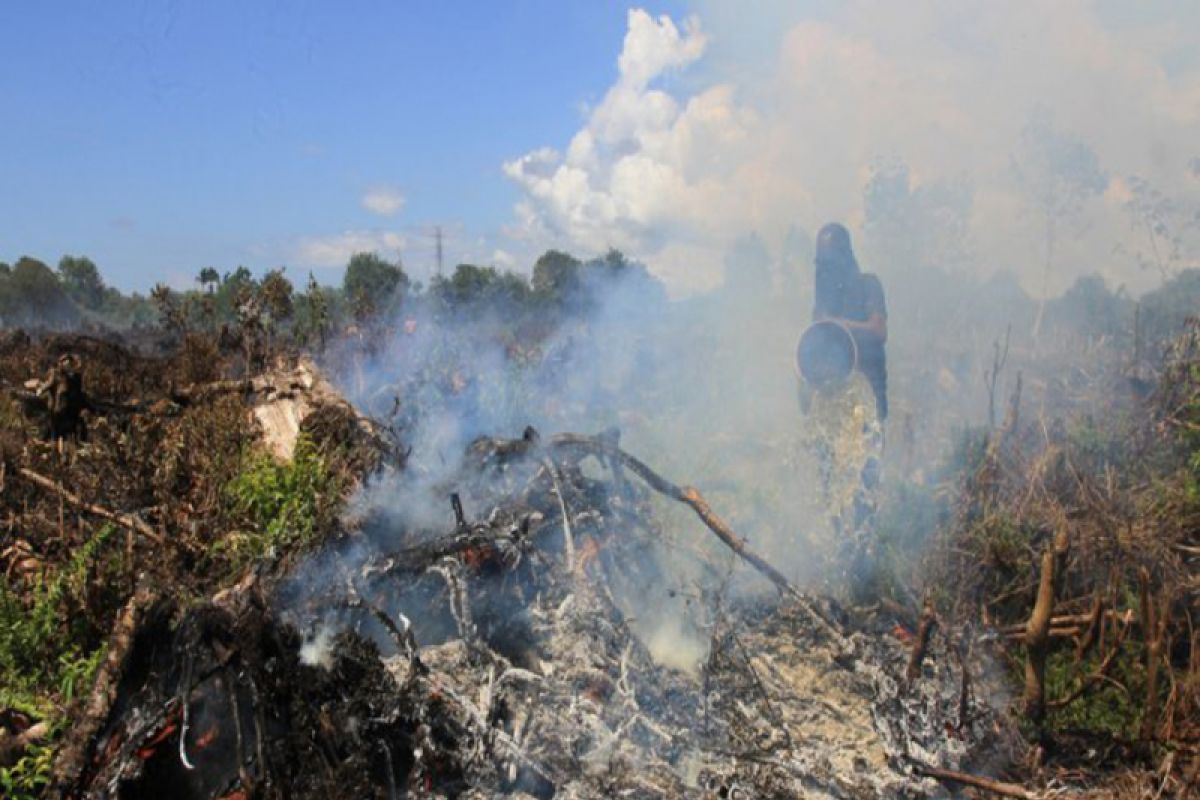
[812,222,888,421]
[799,223,888,600]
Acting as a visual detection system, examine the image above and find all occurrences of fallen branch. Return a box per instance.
[998,608,1130,636]
[346,590,422,670]
[16,467,166,546]
[169,378,253,405]
[1003,626,1084,641]
[0,720,51,769]
[549,432,848,646]
[539,455,576,572]
[911,762,1035,799]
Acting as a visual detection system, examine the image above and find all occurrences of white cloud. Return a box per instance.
[294,230,407,267]
[503,8,745,281]
[618,9,707,88]
[504,3,1200,295]
[491,248,516,268]
[361,186,407,216]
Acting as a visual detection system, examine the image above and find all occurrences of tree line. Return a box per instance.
[0,247,665,344]
[1,246,1197,350]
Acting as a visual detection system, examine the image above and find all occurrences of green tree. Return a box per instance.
[1141,268,1200,345]
[197,267,220,294]
[1046,274,1132,341]
[298,272,330,351]
[582,249,666,310]
[260,268,294,326]
[258,267,294,352]
[432,263,531,312]
[0,263,11,321]
[343,252,407,319]
[779,225,814,303]
[57,255,106,310]
[150,283,189,337]
[1011,108,1108,336]
[1117,175,1200,282]
[531,250,582,305]
[234,281,265,373]
[8,257,77,326]
[862,158,973,275]
[224,266,254,287]
[210,267,257,324]
[722,233,773,297]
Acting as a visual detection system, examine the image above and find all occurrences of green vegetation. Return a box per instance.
[343,252,408,321]
[915,318,1200,782]
[0,529,115,799]
[1,528,116,703]
[1043,643,1145,737]
[1,737,56,800]
[215,436,344,570]
[1142,269,1200,346]
[430,263,532,316]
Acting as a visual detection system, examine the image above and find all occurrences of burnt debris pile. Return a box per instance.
[54,427,1015,799]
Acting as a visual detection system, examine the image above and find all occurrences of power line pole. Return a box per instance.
[435,225,443,277]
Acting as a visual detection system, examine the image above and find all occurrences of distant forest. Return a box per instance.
[0,248,663,343]
[1,248,1198,349]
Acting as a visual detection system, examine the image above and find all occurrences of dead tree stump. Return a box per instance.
[1024,526,1069,725]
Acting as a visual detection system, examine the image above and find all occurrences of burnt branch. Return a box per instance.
[904,596,938,688]
[50,583,162,795]
[547,432,848,646]
[911,761,1035,799]
[16,466,168,547]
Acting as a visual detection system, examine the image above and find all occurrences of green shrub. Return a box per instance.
[216,435,341,568]
[0,528,111,699]
[1043,645,1145,737]
[0,529,111,798]
[0,738,55,800]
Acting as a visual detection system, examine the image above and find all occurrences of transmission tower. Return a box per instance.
[435,226,443,277]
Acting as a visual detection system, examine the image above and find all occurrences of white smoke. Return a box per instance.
[299,624,336,670]
[506,4,1200,296]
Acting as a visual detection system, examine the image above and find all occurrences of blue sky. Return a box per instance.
[0,1,685,289]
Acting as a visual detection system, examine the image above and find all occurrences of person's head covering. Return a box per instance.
[815,223,856,268]
[814,222,859,316]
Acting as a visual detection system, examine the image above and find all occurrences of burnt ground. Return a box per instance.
[0,329,399,797]
[46,420,1021,799]
[3,326,1197,799]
